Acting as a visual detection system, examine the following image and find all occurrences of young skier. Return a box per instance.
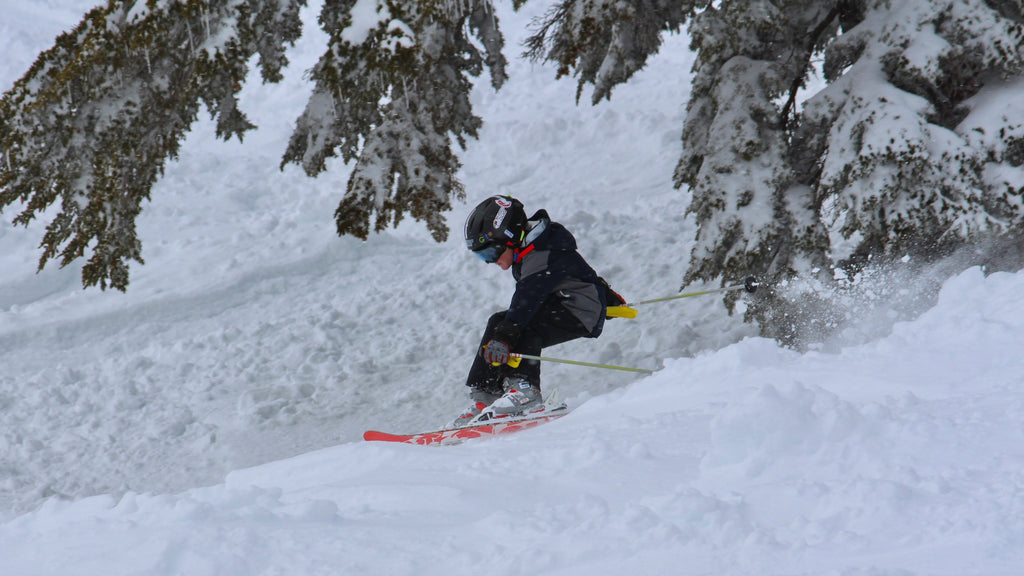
[451,195,625,427]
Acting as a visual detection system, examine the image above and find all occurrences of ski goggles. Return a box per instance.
[473,243,506,264]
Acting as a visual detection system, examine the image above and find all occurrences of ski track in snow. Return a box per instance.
[2,1,1024,575]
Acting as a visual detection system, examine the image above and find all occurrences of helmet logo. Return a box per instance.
[493,197,512,229]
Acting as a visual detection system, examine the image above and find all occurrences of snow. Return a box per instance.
[341,0,388,45]
[2,1,1024,575]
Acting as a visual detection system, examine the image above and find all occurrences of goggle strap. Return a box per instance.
[514,244,535,263]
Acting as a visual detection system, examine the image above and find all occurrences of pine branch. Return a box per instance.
[0,0,303,291]
[282,0,504,243]
[778,5,841,129]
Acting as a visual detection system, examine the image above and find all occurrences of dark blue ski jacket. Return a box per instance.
[505,210,606,338]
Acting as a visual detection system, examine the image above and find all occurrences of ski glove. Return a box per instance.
[599,276,626,307]
[483,339,511,366]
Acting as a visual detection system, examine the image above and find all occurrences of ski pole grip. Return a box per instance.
[606,305,639,319]
[482,343,520,367]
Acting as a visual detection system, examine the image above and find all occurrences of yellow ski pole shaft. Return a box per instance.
[509,353,654,375]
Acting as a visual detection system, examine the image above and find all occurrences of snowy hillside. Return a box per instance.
[2,1,1024,574]
[3,267,1023,575]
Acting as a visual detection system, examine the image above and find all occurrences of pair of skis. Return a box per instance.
[363,393,568,446]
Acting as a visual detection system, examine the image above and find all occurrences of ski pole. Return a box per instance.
[509,353,654,375]
[626,275,760,308]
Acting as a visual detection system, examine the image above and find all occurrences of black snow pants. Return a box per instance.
[465,297,594,395]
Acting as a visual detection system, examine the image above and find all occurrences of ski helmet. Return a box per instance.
[464,195,527,263]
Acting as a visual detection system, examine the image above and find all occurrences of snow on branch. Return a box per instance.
[524,0,697,104]
[0,0,303,290]
[282,0,507,243]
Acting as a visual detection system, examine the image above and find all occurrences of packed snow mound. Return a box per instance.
[2,267,1023,576]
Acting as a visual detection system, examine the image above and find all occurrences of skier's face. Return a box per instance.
[495,246,514,270]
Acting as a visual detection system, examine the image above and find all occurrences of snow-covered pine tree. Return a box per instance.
[803,0,1024,275]
[522,0,694,104]
[0,0,303,291]
[772,0,1024,344]
[673,0,861,345]
[281,0,507,242]
[676,0,840,298]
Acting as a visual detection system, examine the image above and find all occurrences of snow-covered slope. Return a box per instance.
[2,1,1023,574]
[2,267,1023,575]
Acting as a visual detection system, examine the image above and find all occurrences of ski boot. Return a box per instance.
[447,388,501,428]
[479,376,543,419]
